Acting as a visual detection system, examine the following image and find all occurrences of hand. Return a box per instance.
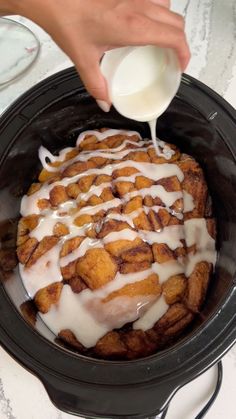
[16,0,190,108]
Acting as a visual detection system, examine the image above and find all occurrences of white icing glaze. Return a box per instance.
[149,119,161,156]
[139,225,184,250]
[19,129,216,348]
[113,160,183,183]
[121,162,184,182]
[21,160,183,217]
[41,267,157,348]
[57,147,75,160]
[126,208,144,221]
[21,187,46,216]
[42,146,75,168]
[106,212,137,228]
[60,238,102,267]
[41,139,153,173]
[41,285,110,348]
[86,295,156,331]
[89,268,154,300]
[29,208,84,242]
[38,218,185,272]
[149,119,175,160]
[144,205,183,220]
[133,295,169,331]
[58,223,185,270]
[152,260,185,284]
[185,250,217,277]
[19,244,62,297]
[78,182,111,202]
[41,285,156,348]
[184,218,216,277]
[184,218,215,250]
[106,206,183,229]
[183,190,195,213]
[84,139,152,153]
[29,215,50,241]
[28,257,184,345]
[38,146,58,172]
[77,198,121,216]
[63,146,150,163]
[123,185,182,208]
[113,174,139,183]
[102,228,139,244]
[76,129,141,146]
[59,200,78,211]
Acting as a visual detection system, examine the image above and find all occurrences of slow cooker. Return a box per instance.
[0,68,235,418]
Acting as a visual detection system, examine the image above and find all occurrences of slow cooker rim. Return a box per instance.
[0,69,235,388]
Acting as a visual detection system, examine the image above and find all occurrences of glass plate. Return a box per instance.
[0,17,40,85]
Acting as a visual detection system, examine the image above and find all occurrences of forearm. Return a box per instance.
[0,0,19,15]
[0,0,35,16]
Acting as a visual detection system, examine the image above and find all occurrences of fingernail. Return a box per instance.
[96,100,111,113]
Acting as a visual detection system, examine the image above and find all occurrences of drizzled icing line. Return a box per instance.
[76,129,141,146]
[38,128,175,174]
[40,143,156,174]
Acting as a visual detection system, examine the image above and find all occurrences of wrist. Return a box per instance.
[0,0,15,15]
[10,0,33,16]
[0,0,40,18]
[0,0,25,15]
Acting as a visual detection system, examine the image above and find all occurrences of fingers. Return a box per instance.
[123,17,190,70]
[151,24,190,70]
[143,3,184,30]
[74,49,111,104]
[52,28,111,103]
[150,0,170,8]
[120,0,190,70]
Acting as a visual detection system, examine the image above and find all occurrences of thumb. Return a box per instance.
[75,50,111,112]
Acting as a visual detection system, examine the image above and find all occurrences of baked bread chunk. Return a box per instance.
[17,129,216,359]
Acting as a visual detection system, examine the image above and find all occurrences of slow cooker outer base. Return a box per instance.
[0,68,236,417]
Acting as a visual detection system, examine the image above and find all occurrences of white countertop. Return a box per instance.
[0,1,236,418]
